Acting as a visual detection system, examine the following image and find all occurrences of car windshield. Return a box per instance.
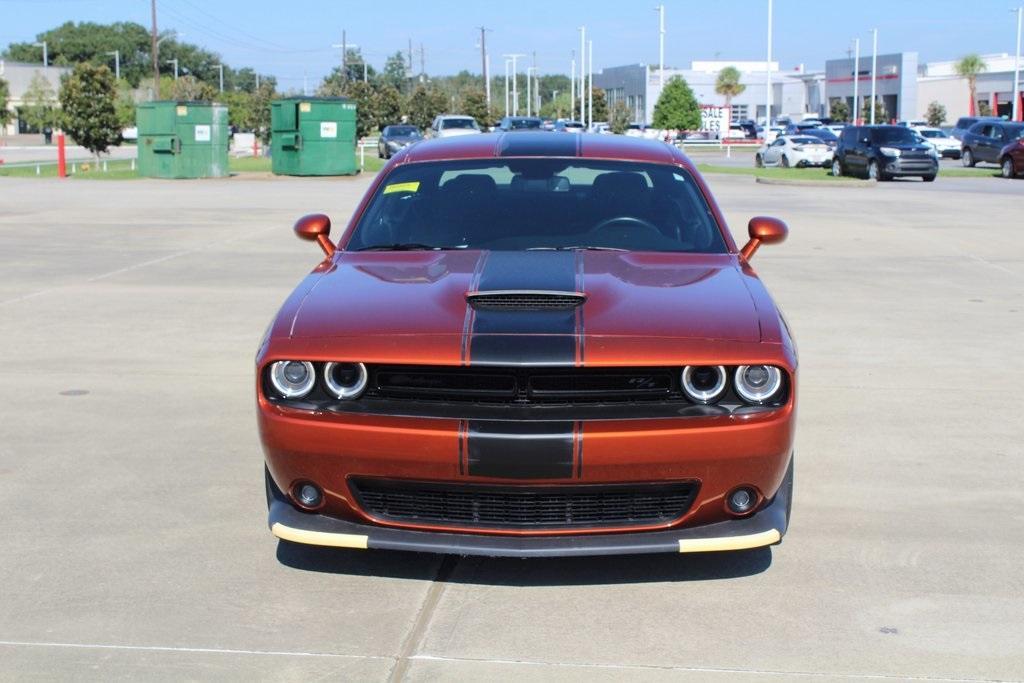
[506,118,542,129]
[387,126,419,137]
[872,127,917,144]
[442,118,478,130]
[918,130,946,138]
[347,159,727,253]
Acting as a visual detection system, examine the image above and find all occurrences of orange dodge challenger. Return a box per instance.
[257,132,796,557]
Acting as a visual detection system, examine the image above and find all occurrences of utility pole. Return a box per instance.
[588,40,593,128]
[504,54,524,115]
[655,4,665,91]
[106,50,120,80]
[765,0,773,126]
[1013,6,1022,121]
[578,26,586,124]
[570,51,576,121]
[853,38,860,124]
[150,0,159,86]
[870,28,878,124]
[478,27,491,107]
[215,64,224,92]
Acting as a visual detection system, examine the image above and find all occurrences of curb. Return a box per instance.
[755,176,876,188]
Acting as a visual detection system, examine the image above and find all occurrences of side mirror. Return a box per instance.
[741,216,788,261]
[294,213,335,256]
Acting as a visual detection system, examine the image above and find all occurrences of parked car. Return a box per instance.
[960,120,1024,167]
[783,121,823,135]
[540,119,556,131]
[798,127,839,149]
[588,121,610,134]
[824,124,847,136]
[261,132,797,558]
[428,115,481,138]
[377,124,422,159]
[911,126,961,159]
[896,120,927,128]
[554,119,586,133]
[756,135,833,168]
[497,116,544,132]
[998,136,1024,178]
[949,116,1000,141]
[832,125,938,181]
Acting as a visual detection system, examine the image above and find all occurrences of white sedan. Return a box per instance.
[911,127,961,159]
[755,135,833,168]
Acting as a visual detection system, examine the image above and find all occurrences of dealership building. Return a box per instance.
[595,52,1022,126]
[0,60,71,136]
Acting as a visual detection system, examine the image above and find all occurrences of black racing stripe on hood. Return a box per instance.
[467,251,579,366]
[466,420,575,479]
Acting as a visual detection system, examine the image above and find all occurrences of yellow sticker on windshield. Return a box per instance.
[383,181,420,195]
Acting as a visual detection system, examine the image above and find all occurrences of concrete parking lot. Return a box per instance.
[1,171,1022,681]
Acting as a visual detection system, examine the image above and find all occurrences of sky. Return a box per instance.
[0,0,1018,89]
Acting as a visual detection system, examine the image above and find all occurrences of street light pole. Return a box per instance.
[167,59,178,80]
[106,50,120,80]
[588,39,593,129]
[578,26,586,125]
[215,64,224,91]
[504,58,511,117]
[504,54,524,115]
[655,5,665,91]
[1013,6,1022,122]
[570,52,576,121]
[35,41,48,67]
[765,0,773,126]
[870,28,878,124]
[852,38,860,124]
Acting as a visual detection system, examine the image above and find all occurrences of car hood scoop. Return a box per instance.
[466,290,586,310]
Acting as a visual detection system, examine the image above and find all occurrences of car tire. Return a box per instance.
[962,148,975,167]
[781,155,790,168]
[755,154,764,168]
[1001,158,1015,179]
[831,158,843,177]
[922,174,936,182]
[868,160,882,181]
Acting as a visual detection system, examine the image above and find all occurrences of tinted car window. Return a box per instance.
[347,159,727,253]
[956,117,977,130]
[802,129,838,143]
[967,122,987,134]
[442,118,479,130]
[871,127,917,144]
[385,125,419,137]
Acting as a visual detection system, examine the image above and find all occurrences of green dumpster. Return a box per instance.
[271,97,358,176]
[136,101,229,178]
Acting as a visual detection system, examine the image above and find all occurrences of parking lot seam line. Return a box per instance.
[678,529,781,553]
[407,654,1012,682]
[271,522,368,549]
[387,555,459,683]
[969,254,1016,277]
[0,225,280,308]
[0,641,389,661]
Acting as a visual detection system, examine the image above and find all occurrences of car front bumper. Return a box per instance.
[267,455,793,557]
[883,156,938,176]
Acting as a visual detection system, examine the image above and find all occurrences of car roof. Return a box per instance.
[397,131,683,166]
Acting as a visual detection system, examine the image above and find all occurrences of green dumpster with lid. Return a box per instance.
[271,97,358,176]
[136,101,229,178]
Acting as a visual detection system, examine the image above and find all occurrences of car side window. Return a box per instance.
[990,126,1003,141]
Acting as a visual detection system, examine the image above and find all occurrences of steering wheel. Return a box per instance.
[589,215,662,237]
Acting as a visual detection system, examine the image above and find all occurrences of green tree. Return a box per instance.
[21,72,59,132]
[539,91,572,119]
[376,85,403,128]
[652,76,700,130]
[829,98,850,122]
[714,66,746,109]
[977,101,992,116]
[58,63,121,158]
[589,87,608,122]
[925,101,946,127]
[954,54,987,115]
[459,88,489,125]
[114,79,137,129]
[0,77,12,128]
[4,21,152,86]
[609,100,631,134]
[406,85,447,129]
[861,97,887,124]
[380,51,409,91]
[170,75,216,101]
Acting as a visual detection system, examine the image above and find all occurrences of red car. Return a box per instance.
[258,132,796,557]
[999,137,1024,179]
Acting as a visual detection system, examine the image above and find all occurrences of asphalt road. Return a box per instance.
[1,171,1022,681]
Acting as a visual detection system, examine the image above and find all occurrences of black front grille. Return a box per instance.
[467,291,584,310]
[350,479,699,529]
[370,366,677,404]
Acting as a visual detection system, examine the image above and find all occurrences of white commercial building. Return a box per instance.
[0,60,71,136]
[918,53,1022,122]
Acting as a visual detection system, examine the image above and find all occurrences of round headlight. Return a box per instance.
[324,362,368,400]
[734,365,783,404]
[269,360,315,398]
[681,365,727,404]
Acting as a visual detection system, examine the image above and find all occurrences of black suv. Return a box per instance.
[960,121,1024,167]
[832,125,938,181]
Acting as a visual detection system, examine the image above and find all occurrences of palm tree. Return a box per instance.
[954,54,987,116]
[714,66,746,111]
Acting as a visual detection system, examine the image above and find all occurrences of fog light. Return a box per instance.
[727,487,757,515]
[295,482,322,508]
